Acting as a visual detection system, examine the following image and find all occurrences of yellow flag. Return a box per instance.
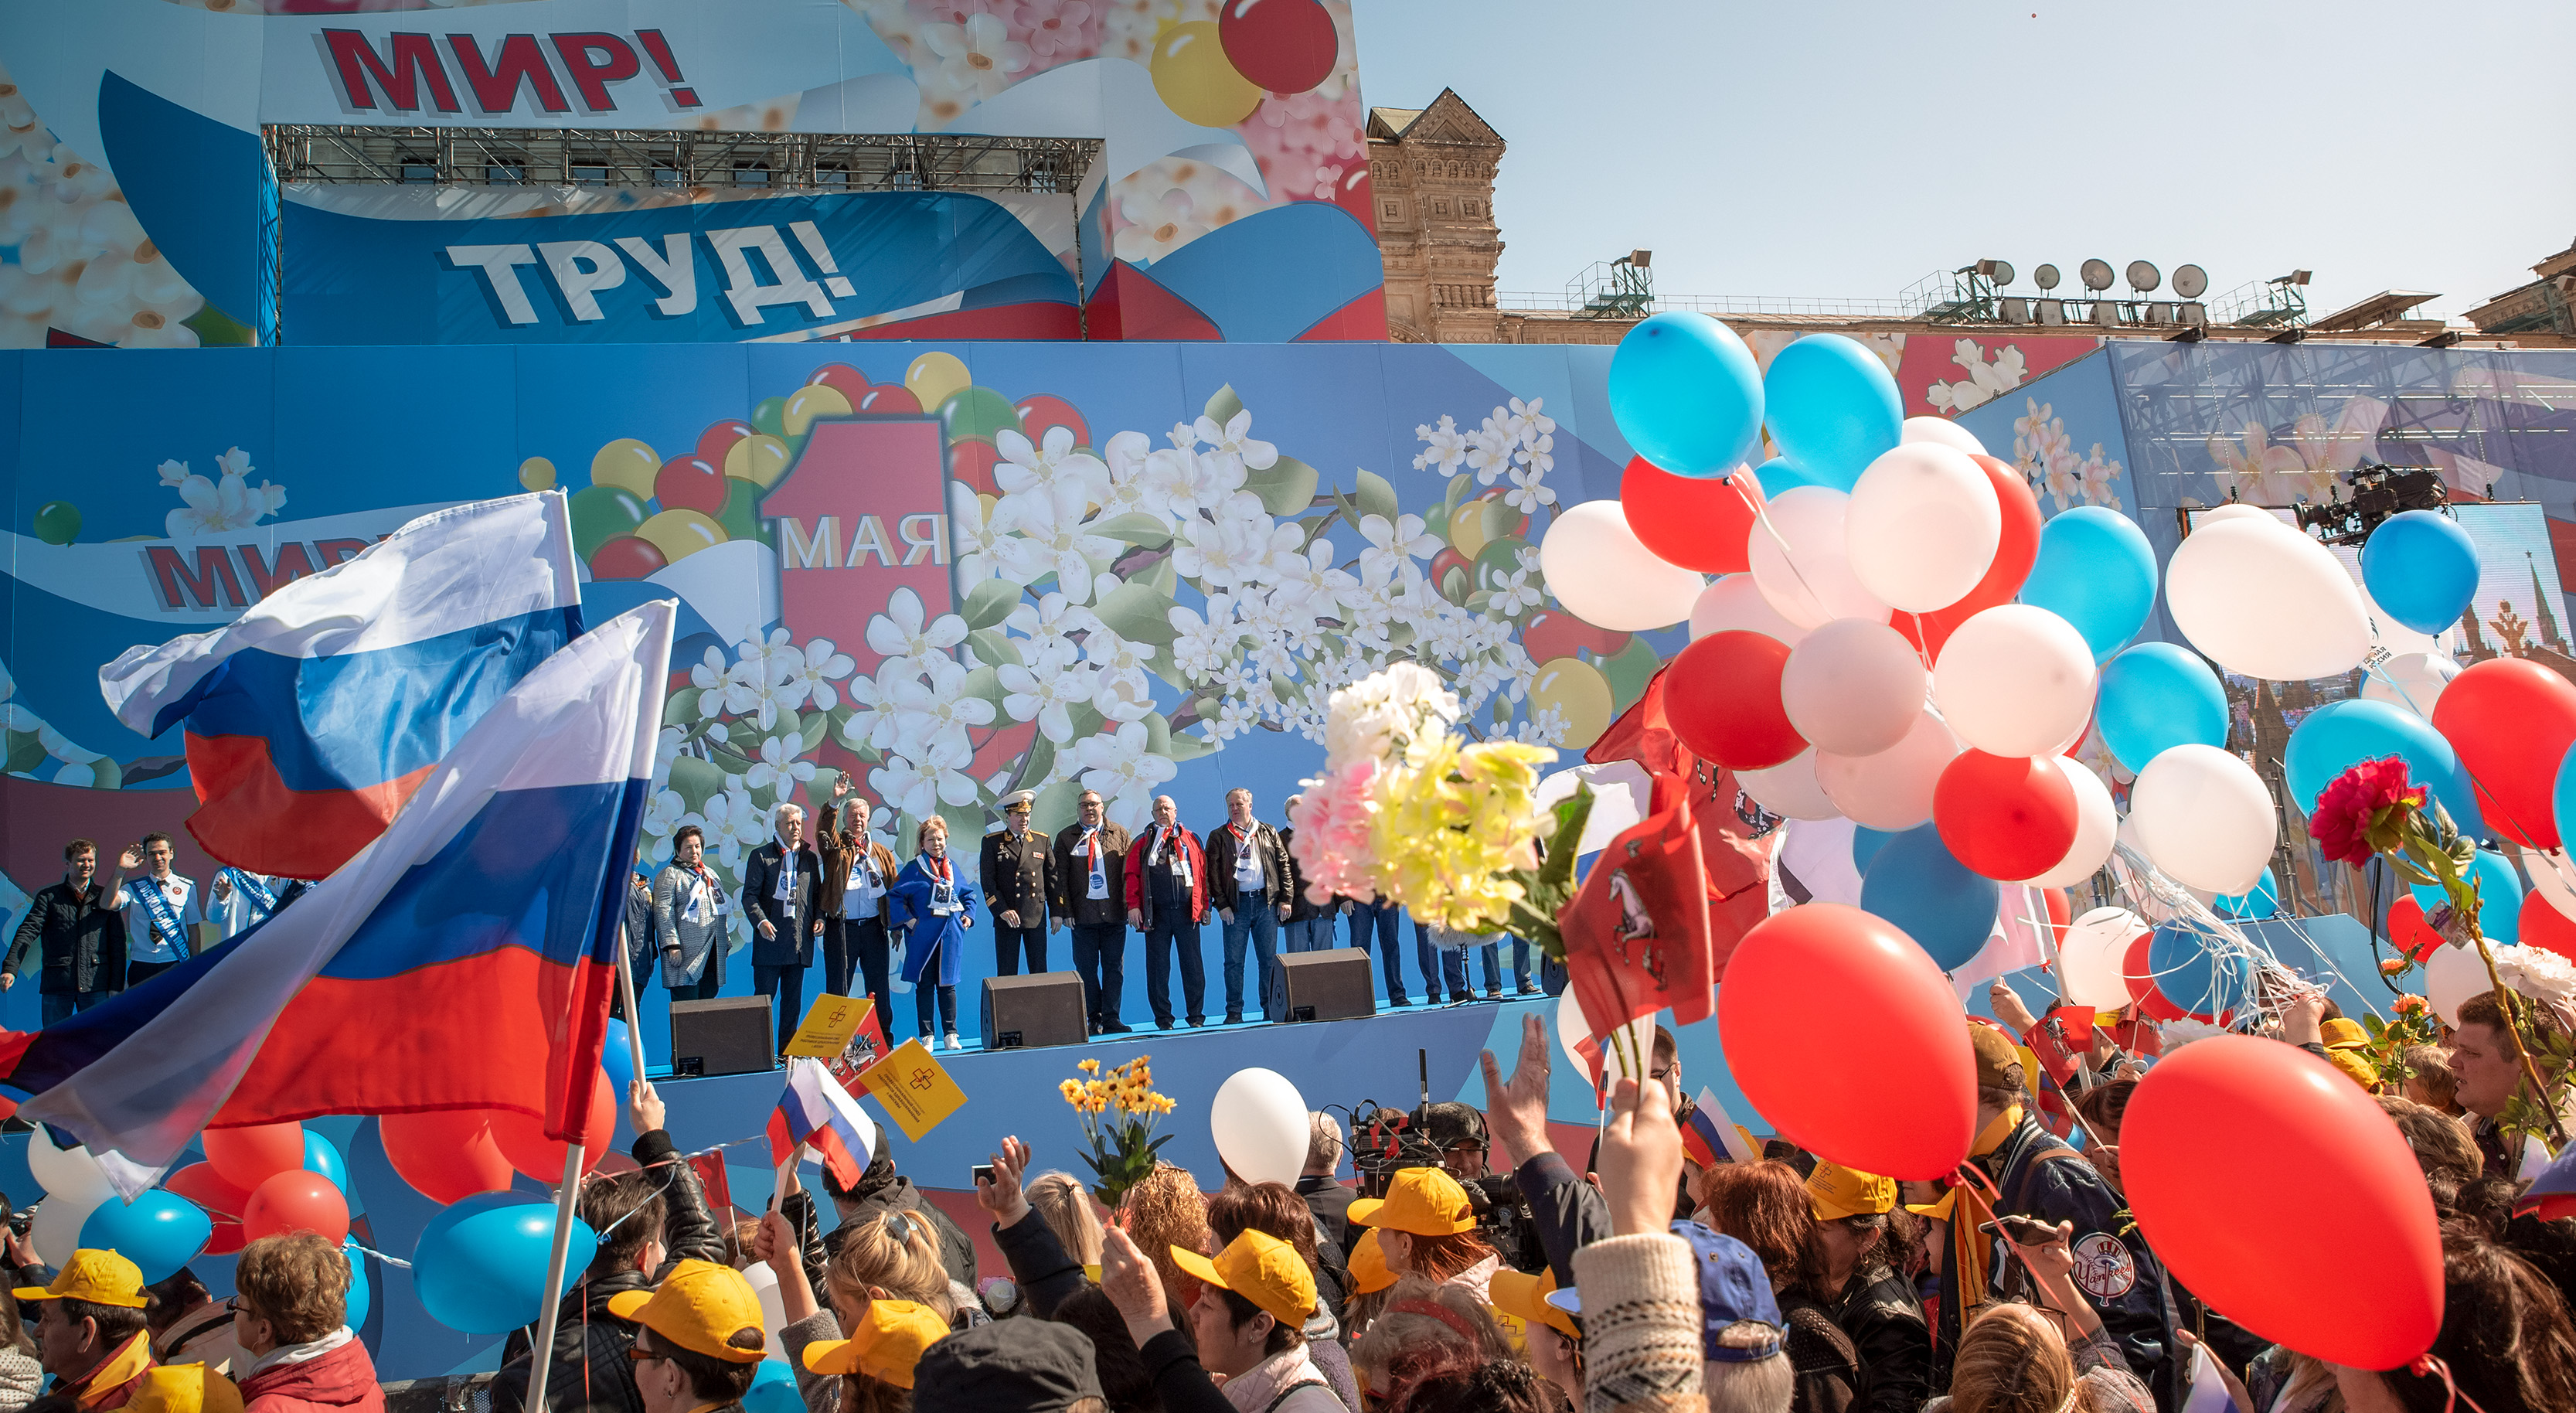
[859,1038,969,1142]
[784,995,876,1059]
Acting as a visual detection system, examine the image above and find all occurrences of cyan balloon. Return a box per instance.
[601,1020,635,1107]
[80,1190,210,1284]
[1851,826,1894,875]
[302,1130,346,1192]
[2213,867,2278,919]
[1761,335,1902,491]
[412,1191,597,1336]
[2145,924,2252,1020]
[2361,510,2479,636]
[743,1360,801,1413]
[1608,312,1764,479]
[2559,741,2576,860]
[344,1239,372,1332]
[1859,823,1999,972]
[2411,849,2522,942]
[2283,697,2486,839]
[2020,507,2157,660]
[1752,454,1828,494]
[2096,644,2227,775]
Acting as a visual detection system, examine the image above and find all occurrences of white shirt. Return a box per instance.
[1230,823,1264,890]
[1080,827,1110,900]
[116,873,201,964]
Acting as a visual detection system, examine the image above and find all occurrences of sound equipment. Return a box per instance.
[670,996,774,1077]
[1266,948,1377,1023]
[982,971,1087,1050]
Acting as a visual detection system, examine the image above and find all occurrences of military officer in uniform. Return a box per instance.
[979,788,1057,975]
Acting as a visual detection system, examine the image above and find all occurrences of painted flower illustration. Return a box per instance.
[1113,186,1206,265]
[1926,339,2029,414]
[159,447,287,538]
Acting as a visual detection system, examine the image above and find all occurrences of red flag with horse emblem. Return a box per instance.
[1560,804,1715,1037]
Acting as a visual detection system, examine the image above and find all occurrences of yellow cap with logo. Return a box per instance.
[1489,1267,1577,1342]
[1807,1160,1897,1221]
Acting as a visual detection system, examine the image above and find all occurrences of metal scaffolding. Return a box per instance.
[262,126,1101,194]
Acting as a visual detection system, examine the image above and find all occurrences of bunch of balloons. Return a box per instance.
[412,1191,597,1335]
[379,1079,618,1204]
[52,1120,352,1283]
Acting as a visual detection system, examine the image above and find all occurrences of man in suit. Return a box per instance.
[1203,787,1292,1025]
[817,777,901,1030]
[1123,794,1208,1030]
[1052,788,1133,1035]
[740,802,822,1054]
[979,789,1055,976]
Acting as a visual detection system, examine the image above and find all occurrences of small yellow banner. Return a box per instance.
[859,1038,968,1142]
[784,995,876,1060]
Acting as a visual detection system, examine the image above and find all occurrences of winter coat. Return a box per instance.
[1820,1265,1931,1413]
[1123,825,1209,931]
[238,1335,382,1413]
[1201,820,1291,902]
[5,880,125,994]
[652,861,730,989]
[740,841,822,968]
[888,856,980,989]
[814,802,899,921]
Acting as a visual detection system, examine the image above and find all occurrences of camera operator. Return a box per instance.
[1411,1101,1547,1275]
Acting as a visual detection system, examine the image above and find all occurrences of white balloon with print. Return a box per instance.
[2361,651,2463,720]
[2127,744,2278,896]
[1844,444,2002,611]
[1746,487,1891,630]
[1781,619,1927,758]
[1930,604,2096,758]
[1814,706,1962,831]
[1210,1069,1310,1189]
[1538,502,1705,632]
[2165,517,2372,680]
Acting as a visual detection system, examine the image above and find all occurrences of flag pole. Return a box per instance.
[615,921,650,1087]
[525,1142,587,1413]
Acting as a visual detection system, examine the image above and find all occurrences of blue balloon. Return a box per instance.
[1859,824,1999,972]
[2145,924,2252,1021]
[1850,826,1894,875]
[1761,335,1902,492]
[2096,644,2228,774]
[2411,849,2522,942]
[80,1190,211,1284]
[343,1239,371,1333]
[2213,867,2278,920]
[1608,312,1764,479]
[0,1134,39,1210]
[1751,454,1828,494]
[601,1020,635,1107]
[2361,510,2479,636]
[412,1192,597,1336]
[2283,697,2487,840]
[2019,508,2157,660]
[302,1130,346,1192]
[743,1360,800,1413]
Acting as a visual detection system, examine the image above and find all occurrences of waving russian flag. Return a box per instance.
[4,601,672,1187]
[99,492,583,880]
[769,1058,877,1190]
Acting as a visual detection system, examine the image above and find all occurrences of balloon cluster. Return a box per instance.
[45,1121,352,1286]
[1150,1,1339,128]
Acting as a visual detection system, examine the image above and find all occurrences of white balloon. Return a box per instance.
[740,1260,791,1363]
[2425,941,2493,1026]
[2166,519,2372,680]
[1210,1068,1309,1188]
[1845,444,2002,611]
[2019,757,2117,887]
[2519,844,2576,923]
[1538,761,1650,853]
[1553,991,1656,1087]
[1930,605,2097,757]
[2129,744,2278,895]
[1538,502,1705,632]
[1901,416,1986,457]
[1776,819,1863,905]
[2197,504,2286,530]
[1739,749,1840,821]
[31,1190,105,1269]
[2363,651,2462,720]
[1780,619,1927,757]
[2057,907,2148,1010]
[1746,487,1890,630]
[2360,585,2448,659]
[26,1127,111,1204]
[1815,707,1962,830]
[1690,574,1808,645]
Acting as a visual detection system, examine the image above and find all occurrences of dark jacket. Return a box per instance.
[6,879,124,995]
[740,839,821,968]
[992,1207,1088,1320]
[826,1159,978,1290]
[1050,822,1132,927]
[1297,1173,1356,1255]
[1515,1151,1611,1289]
[1201,819,1291,901]
[814,802,898,920]
[240,1337,383,1413]
[1821,1266,1931,1413]
[978,827,1054,925]
[1123,824,1208,931]
[491,1127,727,1413]
[1277,828,1324,922]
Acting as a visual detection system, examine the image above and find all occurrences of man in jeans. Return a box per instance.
[1053,789,1133,1034]
[5,839,128,1023]
[111,834,200,988]
[1203,787,1291,1025]
[1346,892,1410,1007]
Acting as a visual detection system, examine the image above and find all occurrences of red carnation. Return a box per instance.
[2308,755,2426,867]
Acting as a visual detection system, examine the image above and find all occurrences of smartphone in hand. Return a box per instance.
[971,1163,995,1187]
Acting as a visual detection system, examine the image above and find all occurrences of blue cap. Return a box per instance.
[1672,1222,1783,1362]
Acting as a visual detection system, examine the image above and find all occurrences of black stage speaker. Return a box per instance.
[1267,948,1376,1023]
[982,971,1087,1050]
[670,996,774,1077]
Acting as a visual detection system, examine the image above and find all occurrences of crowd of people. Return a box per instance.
[2,839,288,1022]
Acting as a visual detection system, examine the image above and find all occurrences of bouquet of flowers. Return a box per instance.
[1058,1056,1177,1210]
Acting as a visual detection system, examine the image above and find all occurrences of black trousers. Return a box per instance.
[993,921,1047,975]
[754,963,805,1050]
[839,914,893,1034]
[1142,911,1206,1026]
[1070,921,1127,1027]
[668,971,722,1002]
[127,959,179,989]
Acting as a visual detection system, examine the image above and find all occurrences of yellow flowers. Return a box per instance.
[1063,1053,1179,1210]
[1078,1058,1101,1074]
[1059,1054,1167,1118]
[1366,736,1559,933]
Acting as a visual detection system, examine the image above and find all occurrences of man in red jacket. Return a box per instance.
[1123,793,1210,1030]
[19,1249,157,1409]
[230,1234,382,1413]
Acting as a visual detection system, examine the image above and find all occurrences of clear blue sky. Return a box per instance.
[1351,1,2576,322]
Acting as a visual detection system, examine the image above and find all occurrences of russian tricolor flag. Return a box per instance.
[769,1058,876,1190]
[100,493,583,880]
[2,601,672,1189]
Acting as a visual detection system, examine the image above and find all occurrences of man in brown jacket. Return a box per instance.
[1052,788,1134,1035]
[816,777,902,1030]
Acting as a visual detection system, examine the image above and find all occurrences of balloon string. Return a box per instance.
[1741,482,1838,628]
[2408,1353,2489,1413]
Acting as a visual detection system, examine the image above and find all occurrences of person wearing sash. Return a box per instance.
[207,868,284,940]
[817,777,900,1029]
[654,826,730,1001]
[1051,788,1133,1036]
[1121,795,1209,1031]
[742,802,823,1054]
[111,834,200,987]
[1202,788,1291,1025]
[889,816,978,1052]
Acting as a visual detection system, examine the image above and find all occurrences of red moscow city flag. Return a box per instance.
[1560,804,1716,1038]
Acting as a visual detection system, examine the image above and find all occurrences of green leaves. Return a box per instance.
[1508,784,1594,963]
[961,579,1023,631]
[1091,512,1177,549]
[1204,383,1244,427]
[1094,578,1183,648]
[1353,468,1399,528]
[1244,456,1320,516]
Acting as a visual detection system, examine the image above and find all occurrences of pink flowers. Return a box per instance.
[2308,755,2426,869]
[1288,759,1376,904]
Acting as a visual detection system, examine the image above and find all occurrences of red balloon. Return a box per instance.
[1718,904,1977,1179]
[1933,751,2081,881]
[806,363,871,404]
[2522,888,2576,962]
[1013,393,1089,449]
[1620,458,1765,575]
[694,419,754,465]
[487,1084,617,1183]
[588,535,669,582]
[948,441,1002,498]
[1665,631,1805,770]
[653,455,729,516]
[2124,1034,2443,1368]
[202,1122,305,1193]
[1522,610,1628,665]
[2387,896,2442,963]
[2432,658,2576,848]
[165,1163,250,1256]
[2121,933,2186,1022]
[379,1111,516,1205]
[855,384,922,416]
[241,1170,351,1247]
[1895,455,2042,659]
[1216,0,1339,94]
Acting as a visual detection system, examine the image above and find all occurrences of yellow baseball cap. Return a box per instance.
[15,1250,147,1308]
[1807,1161,1896,1222]
[1489,1267,1577,1342]
[801,1300,948,1389]
[2320,1017,2368,1050]
[1168,1230,1316,1329]
[1346,1167,1476,1237]
[1347,1229,1396,1296]
[605,1259,768,1364]
[127,1365,243,1413]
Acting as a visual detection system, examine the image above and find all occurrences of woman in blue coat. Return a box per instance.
[890,814,978,1051]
